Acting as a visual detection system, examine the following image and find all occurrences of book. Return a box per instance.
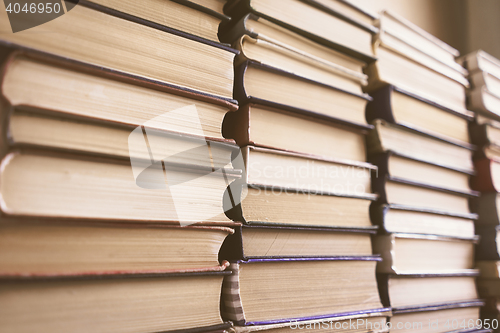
[369,152,473,195]
[376,10,461,71]
[233,61,371,126]
[0,149,240,223]
[219,14,366,74]
[84,0,230,42]
[219,225,376,259]
[236,146,375,198]
[367,119,475,174]
[460,50,500,81]
[0,218,236,276]
[1,52,238,141]
[228,311,390,333]
[469,87,500,121]
[221,257,385,325]
[223,0,375,60]
[0,272,231,333]
[371,205,476,239]
[377,273,479,309]
[366,85,473,145]
[373,233,476,274]
[470,122,500,148]
[470,71,500,96]
[0,2,237,99]
[230,186,374,229]
[365,44,468,114]
[389,301,484,333]
[223,103,370,162]
[233,35,368,94]
[304,0,378,30]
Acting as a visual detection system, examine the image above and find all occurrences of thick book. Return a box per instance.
[223,0,375,60]
[370,152,475,197]
[468,86,500,121]
[390,301,484,333]
[229,185,375,229]
[223,102,371,163]
[370,204,477,239]
[219,14,366,75]
[0,1,237,100]
[476,261,500,279]
[460,50,500,81]
[304,0,377,31]
[365,44,468,115]
[375,29,468,88]
[219,224,377,260]
[0,271,231,333]
[233,35,368,94]
[366,85,473,145]
[475,225,500,260]
[228,310,390,333]
[221,257,386,325]
[0,218,238,277]
[373,233,477,275]
[83,0,230,43]
[235,145,376,199]
[377,272,479,310]
[371,171,477,217]
[376,10,462,71]
[0,149,240,223]
[233,61,372,127]
[367,119,475,174]
[471,158,500,192]
[470,70,500,97]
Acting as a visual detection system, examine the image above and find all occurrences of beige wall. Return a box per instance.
[352,0,500,59]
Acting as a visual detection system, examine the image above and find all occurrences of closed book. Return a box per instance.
[460,50,500,81]
[0,271,232,333]
[373,233,477,275]
[0,148,240,223]
[233,61,371,127]
[219,224,377,260]
[370,204,476,239]
[0,1,237,99]
[377,273,479,310]
[389,301,484,333]
[371,174,476,218]
[468,87,500,121]
[221,257,386,326]
[0,218,238,277]
[365,44,468,114]
[82,0,231,43]
[367,119,475,174]
[366,85,472,145]
[219,13,366,75]
[223,0,375,60]
[223,102,371,163]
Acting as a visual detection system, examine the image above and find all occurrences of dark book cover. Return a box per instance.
[471,159,499,192]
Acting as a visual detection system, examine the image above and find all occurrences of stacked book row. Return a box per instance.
[461,49,500,332]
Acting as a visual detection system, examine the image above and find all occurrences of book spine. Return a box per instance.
[471,159,497,192]
[365,85,396,124]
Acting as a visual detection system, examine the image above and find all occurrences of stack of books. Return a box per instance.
[365,10,485,332]
[462,50,500,330]
[0,1,243,332]
[219,0,390,331]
